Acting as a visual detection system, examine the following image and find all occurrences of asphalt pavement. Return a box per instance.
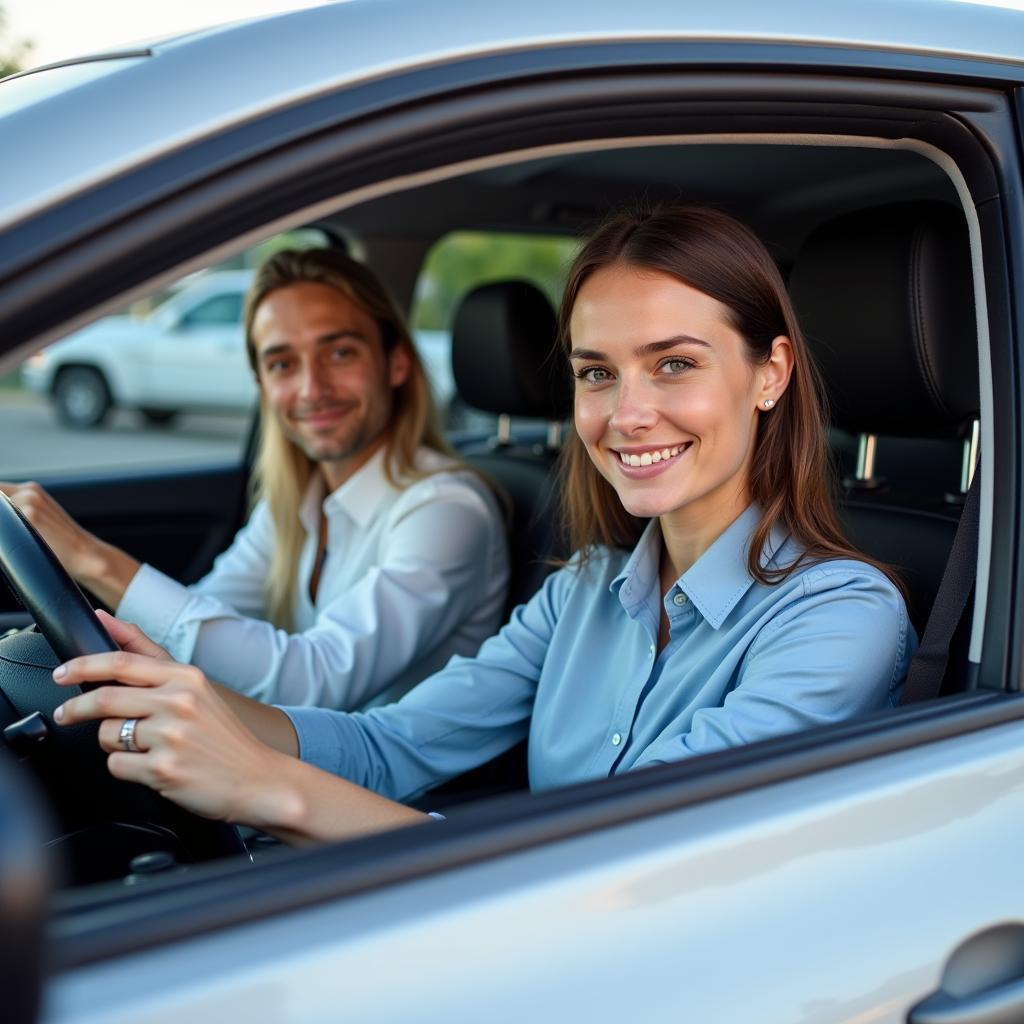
[0,392,250,479]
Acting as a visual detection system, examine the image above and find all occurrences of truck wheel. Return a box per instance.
[53,367,112,428]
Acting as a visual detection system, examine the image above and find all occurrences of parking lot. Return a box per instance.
[0,390,249,479]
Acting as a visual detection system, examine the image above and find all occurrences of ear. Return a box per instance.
[757,335,794,409]
[388,341,412,389]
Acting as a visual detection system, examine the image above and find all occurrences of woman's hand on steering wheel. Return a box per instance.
[51,614,299,828]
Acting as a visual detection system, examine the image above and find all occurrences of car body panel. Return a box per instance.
[2,0,1024,237]
[43,717,1024,1023]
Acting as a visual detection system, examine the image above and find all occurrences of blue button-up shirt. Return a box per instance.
[283,505,915,800]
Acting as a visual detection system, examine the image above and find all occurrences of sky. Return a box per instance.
[3,0,331,69]
[6,0,1024,71]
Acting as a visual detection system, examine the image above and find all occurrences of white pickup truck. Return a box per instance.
[21,271,257,427]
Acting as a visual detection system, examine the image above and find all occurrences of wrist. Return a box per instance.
[78,540,139,608]
[239,750,310,834]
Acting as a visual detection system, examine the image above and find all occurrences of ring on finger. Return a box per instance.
[118,717,141,753]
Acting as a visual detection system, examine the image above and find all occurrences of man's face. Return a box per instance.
[251,282,410,486]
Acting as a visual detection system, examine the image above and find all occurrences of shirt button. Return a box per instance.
[673,593,688,606]
[611,733,622,746]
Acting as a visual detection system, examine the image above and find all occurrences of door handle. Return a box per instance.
[909,975,1024,1024]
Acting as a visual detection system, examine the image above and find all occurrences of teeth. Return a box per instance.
[618,445,685,467]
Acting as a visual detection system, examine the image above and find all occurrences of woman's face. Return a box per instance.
[570,262,788,535]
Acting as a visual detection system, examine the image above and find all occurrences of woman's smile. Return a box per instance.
[612,442,692,477]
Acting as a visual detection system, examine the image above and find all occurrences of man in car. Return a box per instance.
[0,248,509,710]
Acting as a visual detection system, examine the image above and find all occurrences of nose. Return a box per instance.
[297,360,329,403]
[608,375,658,436]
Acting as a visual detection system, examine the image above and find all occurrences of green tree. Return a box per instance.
[412,232,580,331]
[0,5,32,80]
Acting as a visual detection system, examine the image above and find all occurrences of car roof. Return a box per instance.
[1,0,1022,236]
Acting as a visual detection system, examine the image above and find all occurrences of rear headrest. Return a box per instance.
[451,280,570,420]
[789,202,978,438]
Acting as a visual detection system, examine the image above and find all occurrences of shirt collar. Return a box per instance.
[611,504,790,630]
[298,445,397,532]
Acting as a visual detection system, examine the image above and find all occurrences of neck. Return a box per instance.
[658,484,751,581]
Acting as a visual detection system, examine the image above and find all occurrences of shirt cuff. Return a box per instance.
[116,563,195,647]
[277,704,361,777]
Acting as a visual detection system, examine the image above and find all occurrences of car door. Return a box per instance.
[2,7,1024,1023]
[44,707,1024,1024]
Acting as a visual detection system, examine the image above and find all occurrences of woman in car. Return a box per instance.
[52,205,916,843]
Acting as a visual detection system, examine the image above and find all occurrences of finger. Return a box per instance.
[54,685,162,728]
[52,650,199,689]
[98,716,150,754]
[107,751,162,789]
[96,611,173,661]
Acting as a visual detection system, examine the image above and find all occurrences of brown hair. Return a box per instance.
[558,205,903,593]
[244,248,453,629]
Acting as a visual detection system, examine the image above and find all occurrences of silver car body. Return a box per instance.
[0,2,1022,1022]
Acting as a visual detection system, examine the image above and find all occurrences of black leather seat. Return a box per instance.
[420,281,571,807]
[450,279,572,615]
[789,202,980,639]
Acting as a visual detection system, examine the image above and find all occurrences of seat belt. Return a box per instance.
[900,470,980,704]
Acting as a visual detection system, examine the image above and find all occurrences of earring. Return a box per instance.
[763,398,775,409]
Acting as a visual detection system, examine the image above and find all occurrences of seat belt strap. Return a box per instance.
[900,470,980,704]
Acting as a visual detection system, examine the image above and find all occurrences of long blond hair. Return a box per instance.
[244,249,453,629]
[558,205,905,596]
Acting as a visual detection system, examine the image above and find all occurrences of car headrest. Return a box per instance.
[451,280,571,420]
[789,202,979,438]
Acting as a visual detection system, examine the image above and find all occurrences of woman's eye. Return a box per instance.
[574,366,613,385]
[659,357,695,375]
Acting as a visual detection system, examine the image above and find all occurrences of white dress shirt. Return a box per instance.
[116,446,509,709]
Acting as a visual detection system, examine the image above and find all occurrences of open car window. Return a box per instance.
[0,229,328,480]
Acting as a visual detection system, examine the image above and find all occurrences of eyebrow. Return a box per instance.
[568,335,712,361]
[258,330,369,361]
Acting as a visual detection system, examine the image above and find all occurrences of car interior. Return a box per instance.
[0,136,982,886]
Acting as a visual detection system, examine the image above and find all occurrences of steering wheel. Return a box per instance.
[0,492,120,664]
[0,492,247,880]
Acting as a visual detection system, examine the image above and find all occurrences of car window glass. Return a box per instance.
[0,228,327,481]
[410,231,578,438]
[179,293,245,328]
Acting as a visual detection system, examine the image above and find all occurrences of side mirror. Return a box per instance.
[0,751,49,1024]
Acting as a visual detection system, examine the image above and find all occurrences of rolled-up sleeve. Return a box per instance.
[118,499,276,648]
[118,479,508,710]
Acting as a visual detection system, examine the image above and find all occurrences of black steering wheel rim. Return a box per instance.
[0,491,248,871]
[0,492,118,664]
